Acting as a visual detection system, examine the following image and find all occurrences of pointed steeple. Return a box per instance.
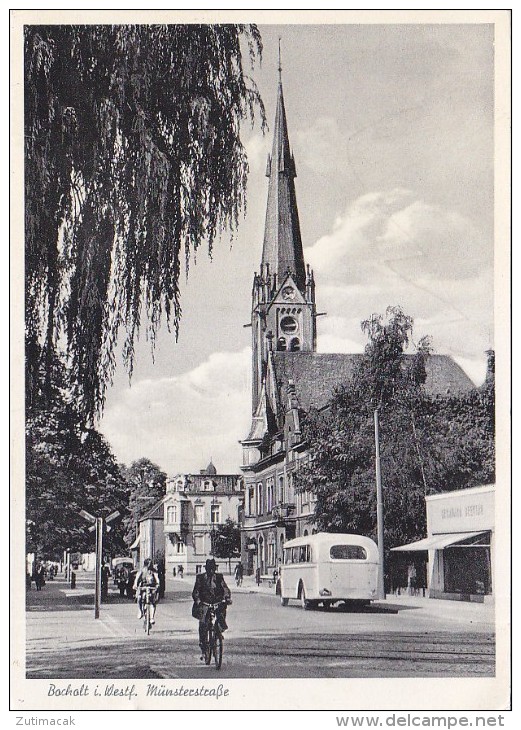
[261,66,306,292]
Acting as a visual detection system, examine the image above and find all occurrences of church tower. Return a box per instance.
[251,68,317,413]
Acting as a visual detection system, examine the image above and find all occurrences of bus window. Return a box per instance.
[284,548,291,564]
[299,546,308,563]
[330,545,367,560]
[292,547,299,563]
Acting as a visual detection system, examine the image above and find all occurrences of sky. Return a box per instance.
[99,22,495,476]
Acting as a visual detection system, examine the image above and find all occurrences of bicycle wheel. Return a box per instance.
[204,626,212,665]
[213,628,223,670]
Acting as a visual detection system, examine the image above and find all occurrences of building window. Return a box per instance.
[266,479,274,513]
[194,504,205,525]
[277,337,287,351]
[278,476,284,504]
[268,537,275,566]
[211,504,221,524]
[166,505,177,524]
[290,338,300,352]
[257,483,264,515]
[194,534,205,555]
[204,480,214,491]
[248,487,255,516]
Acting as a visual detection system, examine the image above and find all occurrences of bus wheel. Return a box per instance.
[280,595,289,606]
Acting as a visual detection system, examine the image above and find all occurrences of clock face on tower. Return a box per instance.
[281,285,295,300]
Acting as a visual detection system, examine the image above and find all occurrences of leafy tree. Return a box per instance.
[211,518,241,574]
[26,368,129,560]
[296,307,494,572]
[25,24,266,423]
[121,457,167,547]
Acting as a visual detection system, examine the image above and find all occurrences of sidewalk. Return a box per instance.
[225,575,495,628]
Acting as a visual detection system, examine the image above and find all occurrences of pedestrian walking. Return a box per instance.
[34,563,45,591]
[407,564,417,596]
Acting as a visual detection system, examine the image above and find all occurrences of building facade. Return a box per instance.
[163,461,244,575]
[240,73,477,576]
[393,484,494,601]
[133,501,164,569]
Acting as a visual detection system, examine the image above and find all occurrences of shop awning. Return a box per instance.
[129,535,140,549]
[392,531,487,552]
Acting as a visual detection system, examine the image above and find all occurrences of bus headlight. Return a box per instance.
[319,588,332,596]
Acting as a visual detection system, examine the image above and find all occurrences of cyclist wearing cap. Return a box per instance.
[192,558,231,654]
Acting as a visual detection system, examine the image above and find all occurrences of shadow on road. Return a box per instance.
[26,577,193,613]
[293,602,416,616]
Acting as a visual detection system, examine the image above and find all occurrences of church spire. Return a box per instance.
[261,62,306,292]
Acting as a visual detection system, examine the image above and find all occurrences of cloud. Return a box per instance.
[244,134,270,174]
[306,189,491,284]
[306,189,493,377]
[100,349,252,475]
[295,116,346,173]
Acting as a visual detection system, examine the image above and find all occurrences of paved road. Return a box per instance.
[26,573,494,679]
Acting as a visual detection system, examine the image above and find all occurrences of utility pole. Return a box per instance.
[374,409,386,600]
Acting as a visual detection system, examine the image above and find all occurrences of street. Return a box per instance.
[26,572,495,679]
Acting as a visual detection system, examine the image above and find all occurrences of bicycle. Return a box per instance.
[141,586,156,635]
[201,600,229,669]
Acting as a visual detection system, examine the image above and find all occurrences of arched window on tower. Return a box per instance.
[277,337,287,351]
[290,338,300,352]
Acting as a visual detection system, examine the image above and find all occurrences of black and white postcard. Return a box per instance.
[10,8,511,717]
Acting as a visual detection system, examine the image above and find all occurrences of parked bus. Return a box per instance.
[279,533,380,609]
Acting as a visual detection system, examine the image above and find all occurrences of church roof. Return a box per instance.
[261,79,306,292]
[272,353,360,411]
[272,352,475,411]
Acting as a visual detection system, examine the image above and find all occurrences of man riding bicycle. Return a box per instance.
[192,558,231,656]
[133,558,159,624]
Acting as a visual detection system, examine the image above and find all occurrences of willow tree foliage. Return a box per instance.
[25,24,265,422]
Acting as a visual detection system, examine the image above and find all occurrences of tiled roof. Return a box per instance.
[272,353,360,410]
[422,354,476,397]
[272,352,475,411]
[140,499,164,521]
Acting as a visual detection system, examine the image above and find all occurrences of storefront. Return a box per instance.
[392,484,494,602]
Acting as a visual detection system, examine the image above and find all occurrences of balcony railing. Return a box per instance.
[271,503,296,520]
